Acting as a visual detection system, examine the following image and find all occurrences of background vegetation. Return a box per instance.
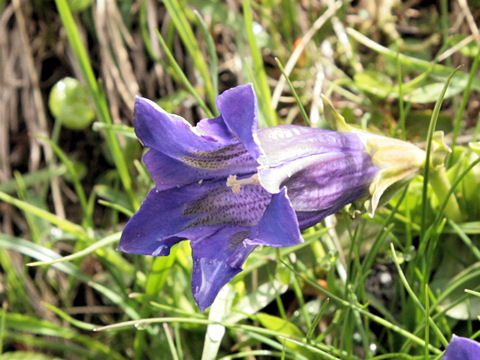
[1,0,480,359]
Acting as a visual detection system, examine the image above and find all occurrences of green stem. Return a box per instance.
[429,165,463,222]
[347,28,480,91]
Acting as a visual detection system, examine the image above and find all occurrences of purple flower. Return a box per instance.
[443,335,480,360]
[119,84,379,310]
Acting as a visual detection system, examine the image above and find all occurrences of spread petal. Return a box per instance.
[443,335,480,360]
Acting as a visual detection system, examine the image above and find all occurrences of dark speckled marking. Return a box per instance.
[183,184,271,227]
[182,144,256,170]
[228,231,250,249]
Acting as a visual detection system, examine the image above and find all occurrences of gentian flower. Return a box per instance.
[119,84,425,310]
[443,335,480,360]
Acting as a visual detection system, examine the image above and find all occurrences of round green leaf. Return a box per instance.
[48,77,95,130]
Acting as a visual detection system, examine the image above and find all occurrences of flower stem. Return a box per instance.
[429,165,463,222]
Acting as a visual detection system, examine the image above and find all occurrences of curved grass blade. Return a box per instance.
[0,234,139,320]
[451,47,480,149]
[162,0,216,111]
[390,244,448,346]
[155,29,213,118]
[0,190,87,240]
[5,313,124,360]
[193,10,219,98]
[347,28,480,91]
[35,135,91,227]
[274,57,310,126]
[420,67,462,240]
[92,122,136,139]
[27,232,121,267]
[279,260,442,355]
[42,302,97,331]
[98,199,134,217]
[0,165,66,195]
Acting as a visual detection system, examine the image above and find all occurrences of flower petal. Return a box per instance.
[257,125,365,167]
[190,187,304,310]
[134,97,258,187]
[183,181,271,228]
[216,84,263,160]
[134,97,234,153]
[192,257,242,311]
[275,152,376,212]
[188,187,304,310]
[119,179,273,256]
[443,335,480,360]
[142,150,202,191]
[190,226,255,311]
[296,210,335,230]
[143,147,256,191]
[118,186,216,256]
[247,188,303,247]
[257,127,377,207]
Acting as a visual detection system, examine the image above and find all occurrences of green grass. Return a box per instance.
[1,0,480,359]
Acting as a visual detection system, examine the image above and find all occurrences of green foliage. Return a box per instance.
[67,0,92,12]
[48,77,95,130]
[2,1,480,359]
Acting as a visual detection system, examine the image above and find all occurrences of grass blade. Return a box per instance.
[35,135,91,227]
[0,190,87,240]
[242,0,276,127]
[162,0,216,110]
[54,0,137,209]
[27,232,121,267]
[274,57,310,126]
[0,234,139,320]
[155,29,214,118]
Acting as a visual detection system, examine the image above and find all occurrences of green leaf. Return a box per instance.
[0,166,66,195]
[95,184,132,213]
[48,77,95,130]
[42,303,96,331]
[256,313,303,337]
[405,78,466,104]
[469,141,480,155]
[35,136,90,225]
[353,71,393,98]
[434,262,480,320]
[255,313,314,358]
[348,27,480,92]
[447,34,480,58]
[156,90,190,113]
[448,222,480,234]
[92,122,136,139]
[225,280,288,324]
